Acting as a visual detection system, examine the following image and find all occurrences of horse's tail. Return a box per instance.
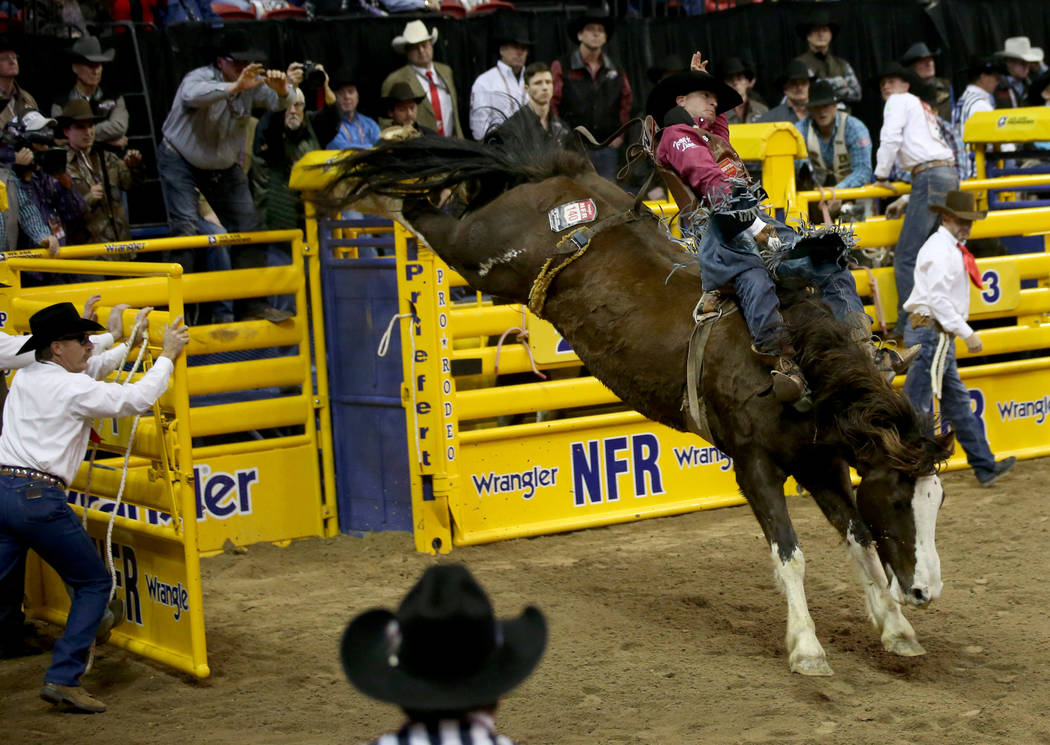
[317,135,591,213]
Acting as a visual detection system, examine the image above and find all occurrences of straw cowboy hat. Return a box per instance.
[341,564,547,711]
[995,36,1044,63]
[930,190,987,221]
[17,303,104,355]
[392,20,439,54]
[646,69,742,123]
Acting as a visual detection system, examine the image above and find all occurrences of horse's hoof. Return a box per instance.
[791,656,834,676]
[883,636,926,657]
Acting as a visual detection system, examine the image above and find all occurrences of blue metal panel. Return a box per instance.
[319,221,412,533]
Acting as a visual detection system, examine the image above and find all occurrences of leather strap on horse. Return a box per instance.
[684,303,739,443]
[528,210,641,317]
[574,117,658,215]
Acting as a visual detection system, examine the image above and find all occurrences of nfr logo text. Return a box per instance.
[571,433,665,506]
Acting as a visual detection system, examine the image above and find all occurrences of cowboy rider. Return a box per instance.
[649,51,914,403]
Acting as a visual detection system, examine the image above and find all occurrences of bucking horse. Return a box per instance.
[321,135,954,676]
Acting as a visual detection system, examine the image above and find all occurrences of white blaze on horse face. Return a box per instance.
[905,474,944,606]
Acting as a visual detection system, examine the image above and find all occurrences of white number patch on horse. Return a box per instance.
[548,199,597,232]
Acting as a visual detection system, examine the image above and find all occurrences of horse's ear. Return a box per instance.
[934,430,956,460]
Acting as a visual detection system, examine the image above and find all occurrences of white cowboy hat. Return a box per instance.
[995,36,1044,64]
[392,20,439,54]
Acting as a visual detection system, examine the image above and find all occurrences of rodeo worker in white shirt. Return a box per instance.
[901,190,1016,487]
[0,301,189,713]
[469,24,531,141]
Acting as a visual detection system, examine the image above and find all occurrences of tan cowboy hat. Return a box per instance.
[392,20,439,54]
[929,191,987,221]
[995,36,1044,64]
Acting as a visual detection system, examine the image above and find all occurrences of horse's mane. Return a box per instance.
[781,286,949,476]
[319,135,592,212]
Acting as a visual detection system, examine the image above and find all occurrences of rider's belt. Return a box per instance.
[0,465,67,490]
[909,312,946,334]
[910,159,954,176]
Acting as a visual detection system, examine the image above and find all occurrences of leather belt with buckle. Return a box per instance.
[0,465,67,490]
[911,159,954,177]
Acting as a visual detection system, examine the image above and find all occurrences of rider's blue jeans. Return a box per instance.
[0,475,109,686]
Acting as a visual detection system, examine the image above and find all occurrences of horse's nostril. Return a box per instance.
[912,588,926,602]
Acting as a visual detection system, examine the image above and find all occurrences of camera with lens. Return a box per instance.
[300,60,327,87]
[1,121,67,176]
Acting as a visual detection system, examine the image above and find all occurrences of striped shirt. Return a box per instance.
[952,84,994,180]
[367,713,517,745]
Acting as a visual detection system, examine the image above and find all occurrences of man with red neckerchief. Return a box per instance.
[901,190,1016,487]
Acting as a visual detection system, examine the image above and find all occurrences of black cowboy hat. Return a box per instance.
[340,564,547,711]
[930,190,987,221]
[69,35,115,63]
[962,54,1007,81]
[381,81,425,111]
[567,13,615,42]
[721,57,755,81]
[899,41,940,66]
[775,58,814,89]
[214,28,267,64]
[493,17,532,47]
[871,61,922,89]
[647,54,685,85]
[56,99,105,128]
[1028,69,1050,106]
[805,79,839,108]
[329,68,358,91]
[17,302,105,355]
[796,11,839,40]
[646,69,743,121]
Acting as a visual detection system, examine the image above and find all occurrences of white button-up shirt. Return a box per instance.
[0,339,173,485]
[469,60,526,140]
[874,92,953,179]
[903,225,975,339]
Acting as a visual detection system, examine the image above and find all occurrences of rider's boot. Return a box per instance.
[845,311,920,382]
[752,343,810,408]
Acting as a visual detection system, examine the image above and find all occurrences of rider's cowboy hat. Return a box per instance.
[392,20,439,54]
[340,564,547,711]
[69,35,115,63]
[805,79,840,108]
[17,302,105,355]
[995,36,1044,64]
[930,190,987,222]
[645,69,743,120]
[56,99,105,128]
[567,12,615,42]
[899,41,940,66]
[796,10,839,40]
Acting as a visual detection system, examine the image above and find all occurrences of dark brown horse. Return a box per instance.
[324,136,954,676]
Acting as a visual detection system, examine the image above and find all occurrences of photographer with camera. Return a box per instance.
[0,34,45,253]
[59,100,142,254]
[6,112,85,271]
[50,36,129,153]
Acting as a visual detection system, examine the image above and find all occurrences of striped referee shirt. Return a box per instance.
[952,84,994,179]
[367,713,517,745]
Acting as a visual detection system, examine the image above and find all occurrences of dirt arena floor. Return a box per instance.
[3,457,1050,745]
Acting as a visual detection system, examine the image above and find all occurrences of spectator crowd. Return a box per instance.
[0,7,1046,329]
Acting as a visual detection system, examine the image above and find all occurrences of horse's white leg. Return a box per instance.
[846,531,926,656]
[771,543,833,676]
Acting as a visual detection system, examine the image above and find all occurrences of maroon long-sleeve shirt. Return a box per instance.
[655,113,739,205]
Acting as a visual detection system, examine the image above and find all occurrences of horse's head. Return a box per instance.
[855,430,955,607]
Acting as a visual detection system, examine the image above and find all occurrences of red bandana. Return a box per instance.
[957,242,983,289]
